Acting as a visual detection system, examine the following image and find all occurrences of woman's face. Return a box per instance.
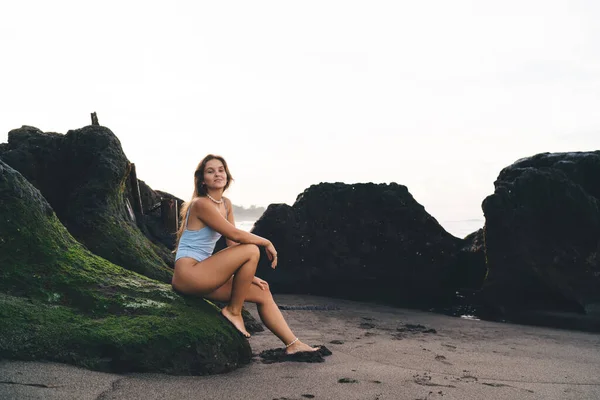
[203,159,228,190]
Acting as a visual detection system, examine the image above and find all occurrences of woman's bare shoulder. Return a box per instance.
[188,197,213,217]
[191,196,211,210]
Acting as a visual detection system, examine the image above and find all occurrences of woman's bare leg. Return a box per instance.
[206,278,319,353]
[172,244,260,337]
[220,257,256,338]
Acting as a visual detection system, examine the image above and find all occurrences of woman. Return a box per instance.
[172,154,318,354]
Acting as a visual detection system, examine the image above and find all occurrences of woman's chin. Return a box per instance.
[207,185,226,191]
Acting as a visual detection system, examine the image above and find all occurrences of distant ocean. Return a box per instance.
[439,219,485,239]
[237,220,257,232]
[238,218,484,239]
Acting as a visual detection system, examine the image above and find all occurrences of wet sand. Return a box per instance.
[1,294,599,400]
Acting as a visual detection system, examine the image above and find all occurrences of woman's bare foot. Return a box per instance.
[221,306,250,338]
[285,340,320,355]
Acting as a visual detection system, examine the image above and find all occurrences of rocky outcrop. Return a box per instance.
[453,228,488,291]
[0,125,173,282]
[0,160,251,374]
[252,183,484,306]
[481,152,600,316]
[135,180,183,262]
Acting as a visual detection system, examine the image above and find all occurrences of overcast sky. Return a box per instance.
[1,0,599,236]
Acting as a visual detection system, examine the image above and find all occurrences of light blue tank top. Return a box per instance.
[175,202,228,262]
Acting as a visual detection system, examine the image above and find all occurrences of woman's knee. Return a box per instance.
[240,244,260,260]
[256,287,275,305]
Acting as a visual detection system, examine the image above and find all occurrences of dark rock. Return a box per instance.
[422,228,490,318]
[481,151,600,316]
[259,346,332,364]
[212,235,228,254]
[0,125,173,282]
[138,179,164,213]
[241,309,264,334]
[0,160,251,374]
[0,126,65,207]
[134,182,183,264]
[453,228,488,290]
[338,378,358,383]
[252,183,479,306]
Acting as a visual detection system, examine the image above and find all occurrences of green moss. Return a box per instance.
[83,214,173,283]
[0,161,251,374]
[1,125,174,283]
[0,294,249,374]
[0,197,169,315]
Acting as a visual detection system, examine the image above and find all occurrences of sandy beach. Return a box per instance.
[1,294,599,400]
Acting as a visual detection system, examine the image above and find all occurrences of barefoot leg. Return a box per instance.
[221,256,258,338]
[206,278,319,352]
[173,244,260,338]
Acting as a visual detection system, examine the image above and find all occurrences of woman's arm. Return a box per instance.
[224,197,238,247]
[192,198,277,266]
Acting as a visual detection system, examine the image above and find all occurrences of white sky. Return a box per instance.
[1,0,599,235]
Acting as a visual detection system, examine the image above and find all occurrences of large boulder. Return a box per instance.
[481,151,600,315]
[252,182,482,306]
[455,228,488,291]
[0,125,173,282]
[134,180,183,261]
[0,160,251,374]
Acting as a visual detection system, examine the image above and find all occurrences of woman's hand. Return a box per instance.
[252,276,269,291]
[265,241,278,269]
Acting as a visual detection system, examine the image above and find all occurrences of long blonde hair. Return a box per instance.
[174,154,233,250]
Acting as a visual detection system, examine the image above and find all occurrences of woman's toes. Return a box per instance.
[221,308,250,338]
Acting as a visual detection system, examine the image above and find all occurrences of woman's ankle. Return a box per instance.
[285,337,299,348]
[223,305,242,316]
[285,339,319,353]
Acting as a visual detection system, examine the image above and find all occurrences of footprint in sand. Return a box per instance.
[435,354,452,365]
[397,324,437,334]
[413,373,456,388]
[481,382,534,393]
[442,343,457,351]
[460,373,478,383]
[392,323,437,340]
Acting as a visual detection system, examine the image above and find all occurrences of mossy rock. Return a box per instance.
[0,160,251,374]
[0,125,173,283]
